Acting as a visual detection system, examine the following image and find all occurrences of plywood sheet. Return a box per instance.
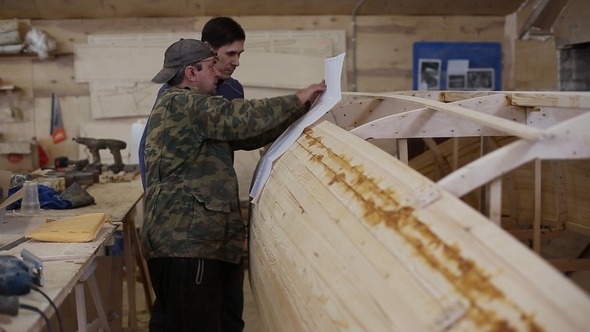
[74,43,171,83]
[76,31,341,119]
[89,81,159,118]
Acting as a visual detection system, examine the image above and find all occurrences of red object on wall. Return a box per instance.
[38,144,49,167]
[7,154,24,163]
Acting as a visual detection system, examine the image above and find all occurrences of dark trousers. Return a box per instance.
[148,257,245,332]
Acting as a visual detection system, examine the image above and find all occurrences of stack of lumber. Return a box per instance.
[0,19,25,54]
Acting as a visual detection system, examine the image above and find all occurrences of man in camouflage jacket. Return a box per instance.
[142,38,326,331]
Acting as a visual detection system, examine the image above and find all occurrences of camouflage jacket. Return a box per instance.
[141,86,307,263]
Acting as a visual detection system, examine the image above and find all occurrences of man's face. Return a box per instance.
[195,57,220,95]
[213,40,245,80]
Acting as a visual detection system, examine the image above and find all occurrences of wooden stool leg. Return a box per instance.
[87,274,112,332]
[76,259,111,332]
[123,216,137,328]
[131,225,155,314]
[75,283,88,332]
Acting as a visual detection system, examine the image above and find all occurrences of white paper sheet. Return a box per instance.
[447,59,469,74]
[249,53,345,202]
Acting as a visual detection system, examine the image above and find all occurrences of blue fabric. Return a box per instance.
[6,184,72,210]
[216,78,245,101]
[138,78,245,190]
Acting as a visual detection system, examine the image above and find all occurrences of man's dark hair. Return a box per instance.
[201,16,245,49]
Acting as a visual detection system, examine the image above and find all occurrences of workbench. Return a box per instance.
[0,177,148,331]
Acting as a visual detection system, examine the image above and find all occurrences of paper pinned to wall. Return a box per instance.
[250,53,345,203]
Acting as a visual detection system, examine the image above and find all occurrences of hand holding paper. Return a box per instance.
[250,53,345,202]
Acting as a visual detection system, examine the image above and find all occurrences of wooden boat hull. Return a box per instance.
[249,120,590,331]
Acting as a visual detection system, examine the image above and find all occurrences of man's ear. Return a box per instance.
[185,66,199,82]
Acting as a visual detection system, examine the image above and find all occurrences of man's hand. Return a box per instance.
[295,80,327,107]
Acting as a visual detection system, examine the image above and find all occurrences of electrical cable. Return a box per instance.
[19,303,53,332]
[28,283,64,332]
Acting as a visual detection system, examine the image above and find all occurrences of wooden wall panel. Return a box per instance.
[0,60,35,141]
[0,15,562,199]
[74,43,169,82]
[21,17,197,165]
[34,96,91,163]
[31,18,197,54]
[1,0,526,19]
[553,0,590,48]
[208,15,507,92]
[515,38,558,90]
[354,16,505,91]
[32,54,89,98]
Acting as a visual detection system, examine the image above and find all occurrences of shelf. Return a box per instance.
[0,85,15,91]
[0,52,70,60]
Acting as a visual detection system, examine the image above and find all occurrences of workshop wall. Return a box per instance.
[0,15,559,196]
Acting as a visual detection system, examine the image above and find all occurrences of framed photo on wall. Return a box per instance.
[413,42,502,91]
[466,68,494,90]
[447,73,466,90]
[418,59,441,90]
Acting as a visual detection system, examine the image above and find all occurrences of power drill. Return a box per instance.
[73,137,127,173]
[0,249,44,316]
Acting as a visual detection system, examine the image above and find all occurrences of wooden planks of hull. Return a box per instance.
[249,120,590,331]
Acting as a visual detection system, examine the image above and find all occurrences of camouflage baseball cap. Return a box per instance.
[151,38,216,84]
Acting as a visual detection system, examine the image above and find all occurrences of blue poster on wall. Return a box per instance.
[413,42,502,91]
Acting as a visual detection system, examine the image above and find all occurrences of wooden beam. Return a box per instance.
[506,228,564,240]
[549,259,590,272]
[398,139,408,164]
[422,138,452,177]
[329,97,421,130]
[565,222,590,237]
[349,94,527,139]
[517,0,572,37]
[345,92,546,141]
[429,91,590,109]
[550,161,569,227]
[533,159,542,253]
[504,13,517,91]
[438,111,590,197]
[509,91,590,108]
[489,177,502,225]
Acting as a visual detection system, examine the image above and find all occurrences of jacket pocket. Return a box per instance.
[188,194,230,243]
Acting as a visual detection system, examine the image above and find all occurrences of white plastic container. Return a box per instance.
[129,120,146,165]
